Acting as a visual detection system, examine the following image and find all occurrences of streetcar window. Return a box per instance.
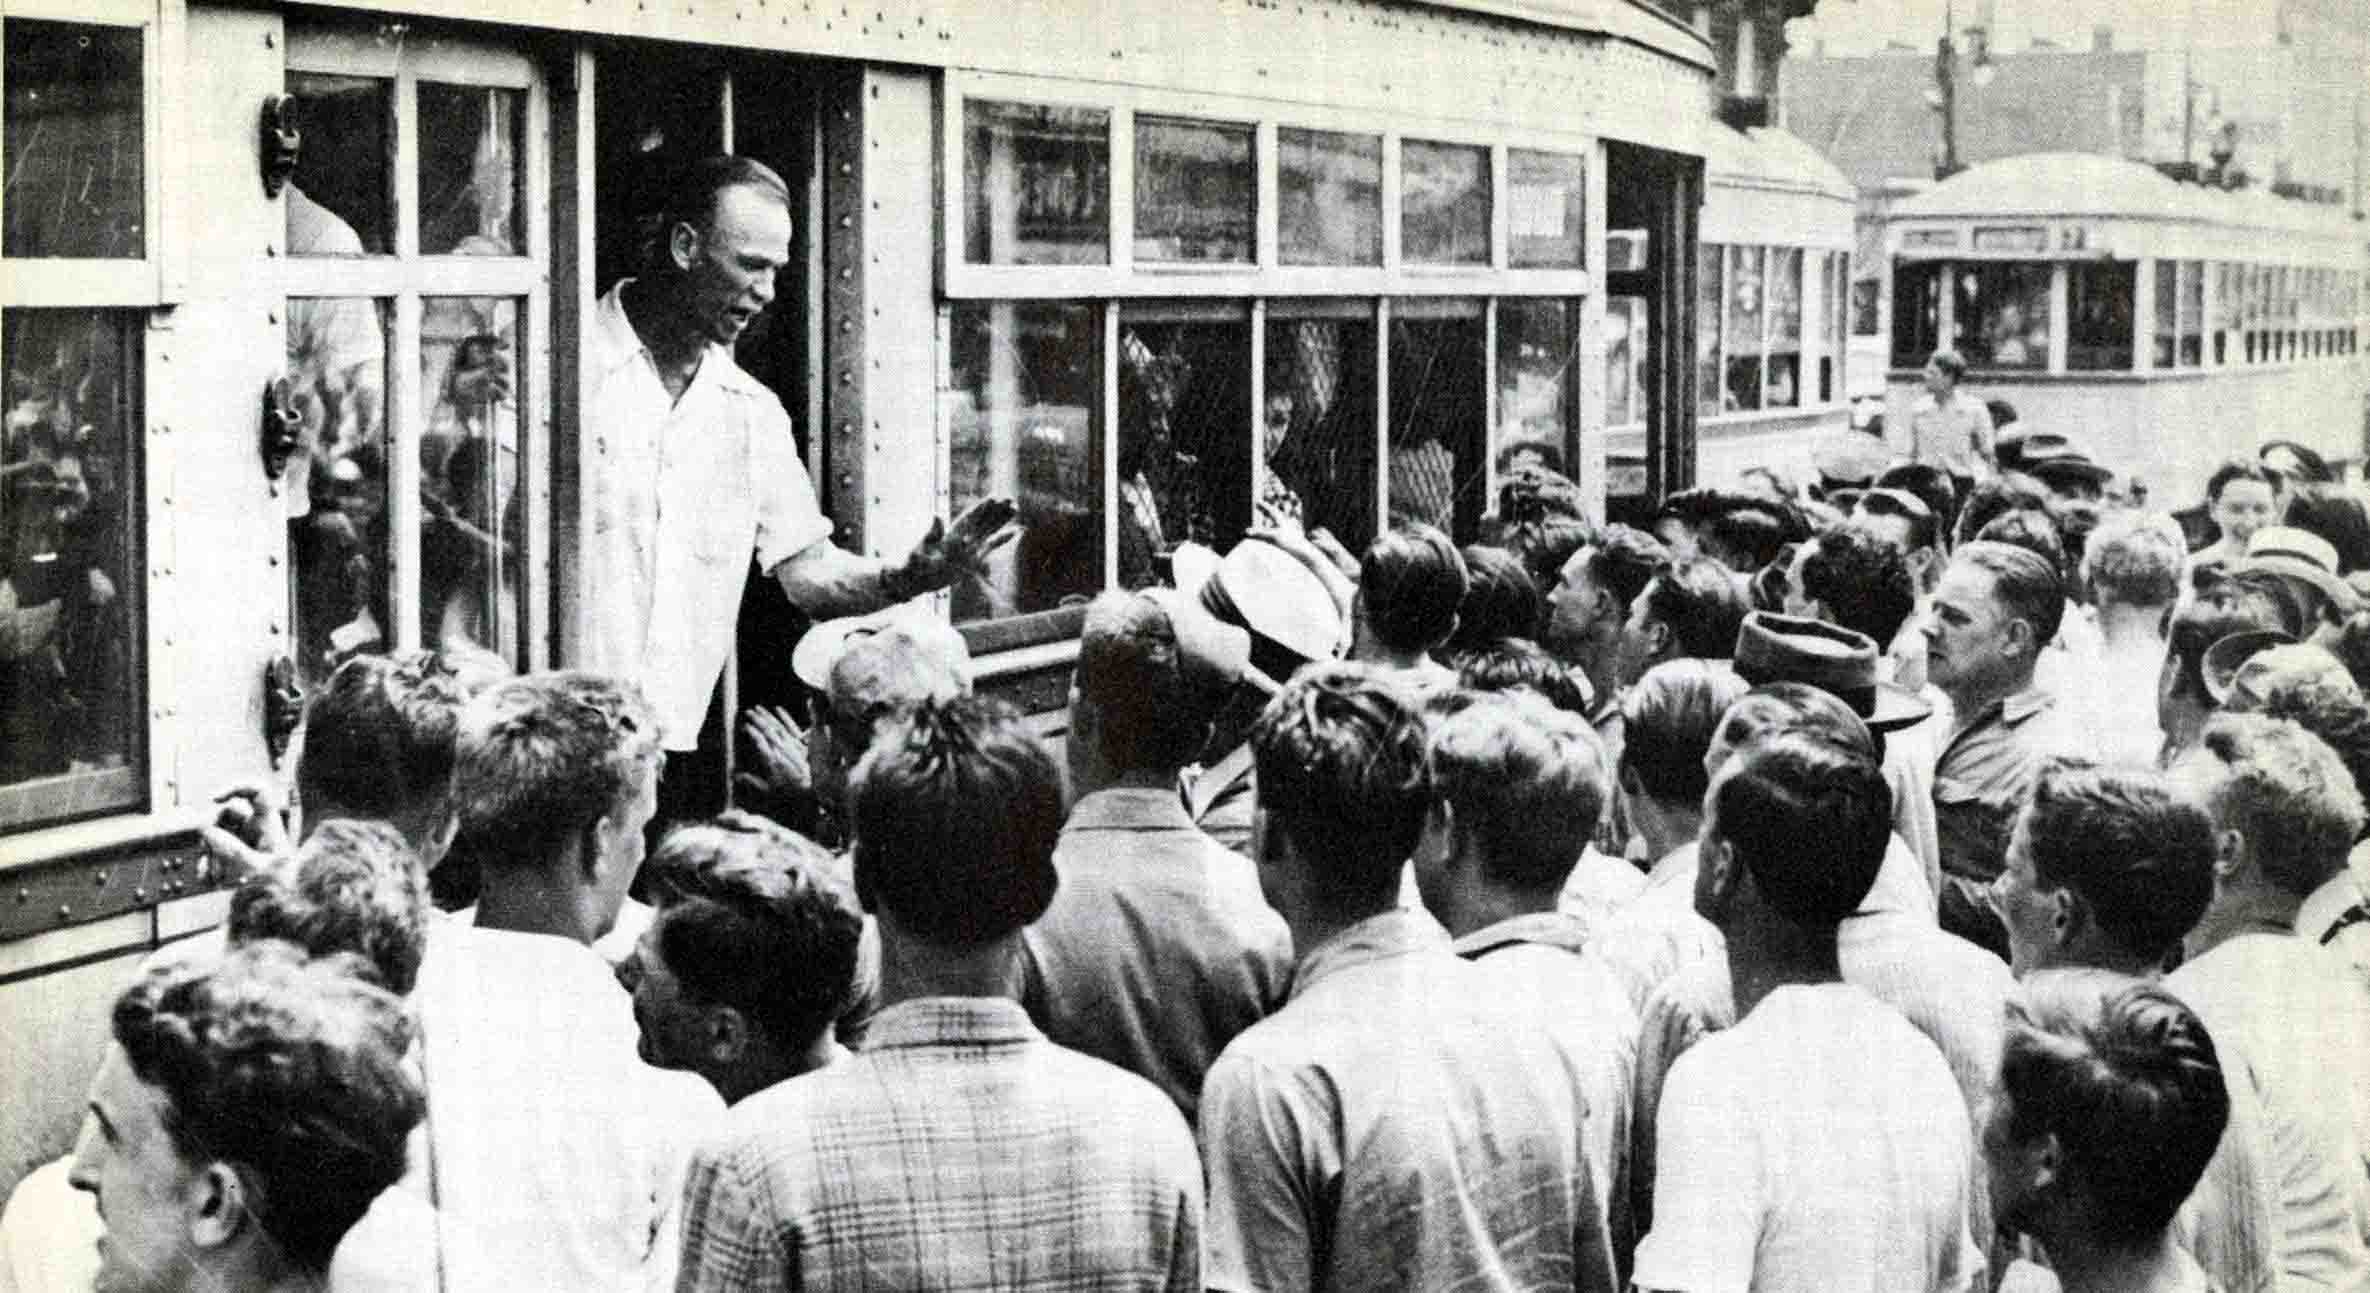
[1278,129,1381,267]
[1498,299,1578,461]
[421,298,526,664]
[2,20,144,260]
[1114,311,1252,590]
[1401,139,1490,267]
[1820,251,1849,404]
[2154,260,2180,370]
[946,303,1104,623]
[1698,243,1726,418]
[419,84,527,258]
[1604,296,1647,428]
[1507,150,1585,270]
[2067,262,2136,372]
[1133,117,1254,265]
[1266,311,1378,553]
[1952,263,2049,371]
[1764,247,1803,410]
[1890,263,1943,370]
[2179,261,2204,368]
[0,308,144,831]
[286,73,394,257]
[963,101,1110,267]
[1388,301,1486,537]
[286,296,392,687]
[1722,245,1765,413]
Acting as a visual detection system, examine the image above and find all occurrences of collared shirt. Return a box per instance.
[1203,910,1619,1293]
[1634,984,1983,1293]
[1935,682,2090,884]
[1560,844,1649,929]
[677,997,1202,1293]
[409,921,723,1293]
[1904,390,1995,481]
[1021,787,1293,1124]
[2301,868,2370,983]
[1183,742,1257,860]
[582,281,834,750]
[1454,913,1644,1273]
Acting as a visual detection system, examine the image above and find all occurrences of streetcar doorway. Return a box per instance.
[1603,141,1701,531]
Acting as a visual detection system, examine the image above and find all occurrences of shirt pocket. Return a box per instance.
[687,493,756,566]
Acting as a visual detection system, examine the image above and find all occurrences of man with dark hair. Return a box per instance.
[1022,589,1291,1123]
[1874,464,1960,550]
[2244,680,2370,975]
[585,154,1018,817]
[680,697,1202,1290]
[1202,664,1618,1293]
[68,943,422,1293]
[1454,636,1595,717]
[1902,348,1996,493]
[1351,523,1467,685]
[1986,972,2230,1293]
[622,811,864,1106]
[1446,544,1543,655]
[413,671,721,1291]
[229,818,432,996]
[1615,660,1751,898]
[1634,734,1979,1293]
[1927,540,2090,956]
[1790,525,1918,650]
[1701,498,1800,575]
[1545,523,1667,714]
[1621,557,1749,686]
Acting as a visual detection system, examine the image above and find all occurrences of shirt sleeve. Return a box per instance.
[748,393,835,573]
[1632,1047,1759,1293]
[675,1140,793,1293]
[1200,1049,1320,1293]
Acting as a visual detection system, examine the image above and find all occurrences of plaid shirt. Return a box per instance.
[676,996,1202,1293]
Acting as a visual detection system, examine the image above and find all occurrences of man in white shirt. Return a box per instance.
[1900,349,1996,494]
[1634,731,1981,1293]
[413,672,723,1291]
[583,156,1017,805]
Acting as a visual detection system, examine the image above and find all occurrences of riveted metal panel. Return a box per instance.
[0,830,220,945]
[819,65,870,552]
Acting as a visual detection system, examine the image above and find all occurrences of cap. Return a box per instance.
[1097,587,1276,698]
[791,609,972,710]
[1207,540,1346,665]
[1731,611,1933,732]
[2239,525,2358,618]
[2201,628,2298,704]
[2219,640,2360,709]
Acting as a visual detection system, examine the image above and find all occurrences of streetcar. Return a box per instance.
[1876,151,2370,503]
[0,0,1728,1189]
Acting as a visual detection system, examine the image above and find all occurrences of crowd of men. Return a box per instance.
[7,415,2370,1293]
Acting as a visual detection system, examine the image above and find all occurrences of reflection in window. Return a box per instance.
[1388,302,1485,539]
[2213,262,2240,365]
[2179,261,2204,368]
[419,84,525,257]
[1891,264,1944,368]
[1507,150,1584,269]
[963,101,1109,266]
[2067,261,2134,372]
[1764,247,1802,409]
[286,73,393,256]
[1266,312,1377,552]
[1279,129,1380,267]
[1952,263,2049,370]
[1820,252,1849,403]
[1497,300,1575,464]
[421,298,525,665]
[3,20,144,260]
[1605,296,1648,427]
[286,295,391,686]
[0,309,141,826]
[1698,244,1725,418]
[1133,117,1253,264]
[947,303,1103,622]
[1723,245,1765,413]
[1116,315,1251,589]
[2154,259,2180,369]
[1401,140,1489,266]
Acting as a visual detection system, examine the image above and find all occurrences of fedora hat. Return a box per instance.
[2238,526,2358,618]
[2200,628,2297,704]
[2017,432,2114,488]
[790,607,972,696]
[1201,539,1347,667]
[1732,611,1932,732]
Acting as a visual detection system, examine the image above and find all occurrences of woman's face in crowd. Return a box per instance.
[2212,478,2276,549]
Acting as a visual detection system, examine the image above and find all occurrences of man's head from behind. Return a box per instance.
[802,614,973,811]
[1250,663,1430,927]
[1619,658,1752,819]
[1357,523,1468,656]
[227,819,430,997]
[849,696,1062,950]
[451,672,663,940]
[70,942,421,1292]
[1995,762,2217,978]
[1452,637,1594,718]
[1790,524,1918,648]
[2173,713,2365,949]
[297,648,503,865]
[1696,731,1892,936]
[1622,557,1748,684]
[1413,690,1606,924]
[1986,970,2227,1255]
[2083,511,2185,613]
[1925,541,2065,700]
[626,811,863,1104]
[1072,588,1252,790]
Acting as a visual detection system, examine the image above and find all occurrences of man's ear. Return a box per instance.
[667,220,703,273]
[1415,799,1457,869]
[2212,827,2247,881]
[705,1006,751,1067]
[424,807,461,869]
[187,1162,249,1253]
[2051,886,2085,949]
[2005,616,2041,660]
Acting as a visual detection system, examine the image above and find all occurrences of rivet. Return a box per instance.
[133,888,148,902]
[14,889,28,904]
[95,871,110,887]
[268,311,279,324]
[264,30,275,46]
[267,553,280,568]
[269,621,283,636]
[58,906,73,921]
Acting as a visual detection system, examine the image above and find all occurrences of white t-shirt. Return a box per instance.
[1634,983,1982,1293]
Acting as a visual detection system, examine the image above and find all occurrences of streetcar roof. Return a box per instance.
[1892,151,2357,239]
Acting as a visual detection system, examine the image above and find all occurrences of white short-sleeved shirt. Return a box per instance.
[1634,983,1982,1293]
[582,282,834,750]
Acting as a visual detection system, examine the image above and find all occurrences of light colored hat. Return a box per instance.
[1731,611,1932,732]
[2201,629,2297,704]
[791,609,972,710]
[1204,540,1347,665]
[2217,641,2360,710]
[2239,526,2358,618]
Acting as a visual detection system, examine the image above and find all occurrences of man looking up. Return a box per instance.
[1544,523,1667,736]
[1202,664,1618,1293]
[586,155,1019,810]
[678,697,1203,1290]
[1634,733,1981,1293]
[1617,557,1749,688]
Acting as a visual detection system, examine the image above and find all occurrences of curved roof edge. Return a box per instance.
[1409,0,1715,70]
[1706,124,1855,202]
[1895,152,2362,238]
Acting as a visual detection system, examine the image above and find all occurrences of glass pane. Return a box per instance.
[1891,263,1942,368]
[1132,116,1252,264]
[0,309,142,825]
[2154,259,2180,369]
[1497,299,1576,461]
[1507,150,1584,269]
[2067,261,2135,372]
[1723,245,1765,413]
[1698,243,1725,418]
[963,100,1109,266]
[947,303,1102,622]
[4,20,143,259]
[1279,128,1380,267]
[1387,302,1485,539]
[2180,261,2204,367]
[287,295,391,685]
[1265,312,1378,552]
[287,73,393,256]
[1116,315,1251,589]
[1954,263,2050,370]
[1401,139,1489,267]
[1606,296,1648,427]
[421,298,526,665]
[419,83,526,257]
[1765,247,1802,409]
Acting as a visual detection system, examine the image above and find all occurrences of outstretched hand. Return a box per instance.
[736,704,812,805]
[200,782,294,883]
[909,496,1022,588]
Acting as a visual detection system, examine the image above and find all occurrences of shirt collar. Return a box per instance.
[1452,911,1590,960]
[860,997,1041,1051]
[1065,786,1201,834]
[591,278,761,395]
[2299,872,2369,942]
[1289,908,1449,1000]
[1957,681,2054,733]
